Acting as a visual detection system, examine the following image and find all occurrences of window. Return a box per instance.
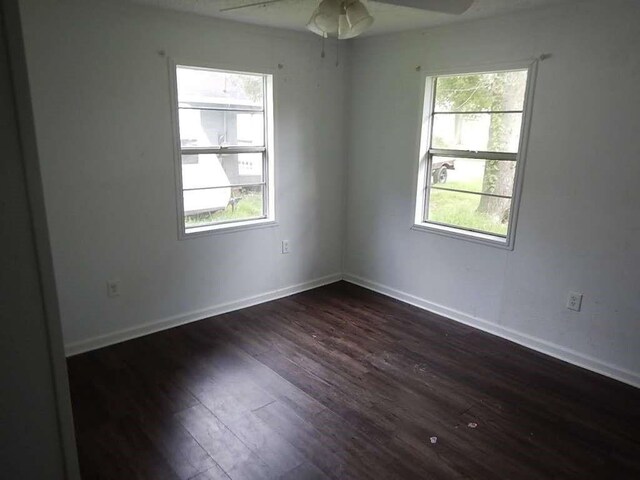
[171,64,274,236]
[414,66,534,248]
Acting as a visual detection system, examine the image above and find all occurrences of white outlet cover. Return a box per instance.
[282,240,290,254]
[107,279,121,298]
[567,292,583,312]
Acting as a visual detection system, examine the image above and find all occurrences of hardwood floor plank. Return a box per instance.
[176,404,273,480]
[225,410,305,475]
[77,417,181,480]
[68,281,640,479]
[278,461,329,480]
[253,400,373,480]
[189,464,231,480]
[138,415,218,480]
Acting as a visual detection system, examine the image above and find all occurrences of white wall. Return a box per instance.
[1,0,78,476]
[344,0,640,385]
[19,0,640,386]
[19,0,347,353]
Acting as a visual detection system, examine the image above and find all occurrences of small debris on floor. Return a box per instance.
[467,422,478,429]
[430,436,438,444]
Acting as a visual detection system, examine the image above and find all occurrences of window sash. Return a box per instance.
[183,182,266,192]
[181,146,266,155]
[413,65,536,250]
[174,66,273,236]
[186,214,269,231]
[178,106,264,113]
[431,109,523,115]
[425,219,509,239]
[185,204,268,230]
[420,71,527,236]
[422,174,512,239]
[428,148,517,161]
[432,70,529,114]
[181,150,269,221]
[183,183,268,230]
[421,152,517,226]
[431,111,524,154]
[429,185,513,200]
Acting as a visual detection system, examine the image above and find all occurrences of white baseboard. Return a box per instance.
[66,270,640,389]
[65,273,343,357]
[343,273,640,389]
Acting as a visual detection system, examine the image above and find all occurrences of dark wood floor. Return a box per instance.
[67,281,640,479]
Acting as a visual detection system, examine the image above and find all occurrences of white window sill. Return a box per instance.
[411,222,514,250]
[181,218,277,239]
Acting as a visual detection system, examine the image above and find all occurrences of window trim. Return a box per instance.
[412,59,539,250]
[168,58,277,239]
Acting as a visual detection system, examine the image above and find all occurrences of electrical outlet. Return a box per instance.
[567,292,583,312]
[281,240,290,254]
[107,279,121,298]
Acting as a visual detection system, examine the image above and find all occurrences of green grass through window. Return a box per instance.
[428,178,509,237]
[185,193,263,228]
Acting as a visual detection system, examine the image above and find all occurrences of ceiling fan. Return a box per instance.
[220,0,474,39]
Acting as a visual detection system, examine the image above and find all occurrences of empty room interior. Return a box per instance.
[3,0,640,478]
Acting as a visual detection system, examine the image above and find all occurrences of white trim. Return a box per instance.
[184,219,278,238]
[65,273,342,357]
[412,60,539,251]
[507,59,538,250]
[65,271,640,389]
[343,273,640,389]
[410,223,511,249]
[418,57,540,79]
[167,58,277,240]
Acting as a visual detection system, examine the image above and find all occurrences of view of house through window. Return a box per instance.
[416,68,530,244]
[174,65,273,234]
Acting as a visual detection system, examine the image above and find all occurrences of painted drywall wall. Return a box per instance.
[18,0,640,387]
[0,1,78,476]
[344,0,640,385]
[19,0,347,352]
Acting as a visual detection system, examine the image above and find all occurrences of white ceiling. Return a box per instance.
[133,0,578,37]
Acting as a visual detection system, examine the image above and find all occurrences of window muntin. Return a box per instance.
[173,65,273,235]
[417,68,530,244]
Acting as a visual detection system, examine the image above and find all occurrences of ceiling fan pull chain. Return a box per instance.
[321,33,326,59]
[336,38,340,67]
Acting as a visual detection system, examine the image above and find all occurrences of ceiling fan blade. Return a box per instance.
[219,0,287,13]
[371,0,474,15]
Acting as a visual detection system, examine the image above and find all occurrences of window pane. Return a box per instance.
[432,112,523,153]
[176,67,264,109]
[430,157,516,197]
[434,70,528,113]
[179,109,264,148]
[182,153,263,189]
[427,189,511,237]
[184,185,264,227]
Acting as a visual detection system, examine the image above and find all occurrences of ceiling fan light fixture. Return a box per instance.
[307,0,341,36]
[338,14,356,40]
[345,0,374,35]
[306,9,326,36]
[306,0,374,39]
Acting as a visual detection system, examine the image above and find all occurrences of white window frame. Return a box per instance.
[412,60,538,250]
[168,60,276,239]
